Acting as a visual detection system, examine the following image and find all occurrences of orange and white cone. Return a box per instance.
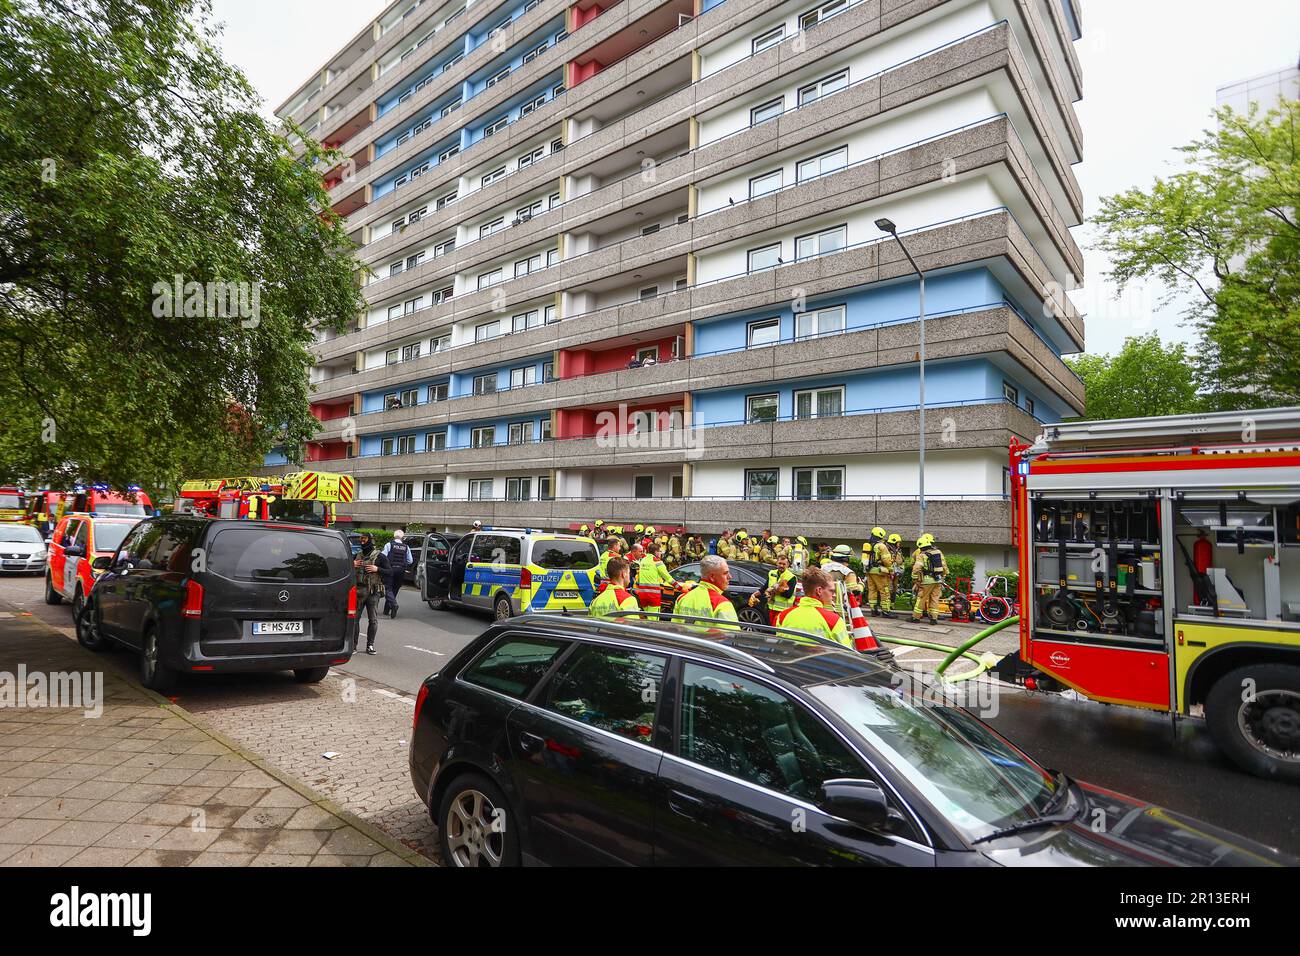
[848,593,880,652]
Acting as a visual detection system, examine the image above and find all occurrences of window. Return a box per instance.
[509,366,537,389]
[636,346,659,363]
[402,343,420,362]
[1003,381,1020,404]
[434,239,455,257]
[471,426,496,448]
[747,243,782,272]
[397,435,416,455]
[389,261,404,277]
[423,479,445,500]
[385,349,399,366]
[793,466,844,500]
[551,138,565,154]
[745,468,779,500]
[437,190,458,208]
[671,474,684,498]
[749,169,782,198]
[799,0,848,30]
[798,69,849,106]
[430,334,451,352]
[477,268,503,290]
[546,247,559,266]
[431,287,454,304]
[512,309,541,332]
[746,393,779,423]
[440,100,461,118]
[427,382,449,403]
[403,296,424,315]
[514,253,542,277]
[750,97,784,126]
[480,218,505,238]
[522,42,547,64]
[396,131,411,147]
[378,482,393,500]
[796,145,848,182]
[796,224,847,260]
[485,67,510,88]
[794,386,844,419]
[634,475,654,499]
[394,481,414,502]
[483,116,509,138]
[381,438,395,456]
[387,305,403,320]
[544,645,666,744]
[752,25,785,54]
[508,421,535,444]
[400,387,419,406]
[552,84,565,97]
[505,477,532,501]
[544,304,558,323]
[795,304,846,339]
[542,361,554,383]
[481,166,506,187]
[425,431,447,452]
[519,95,546,117]
[640,223,660,236]
[461,636,568,699]
[678,662,862,799]
[639,286,659,301]
[1025,397,1035,416]
[472,372,497,395]
[517,148,544,169]
[468,478,494,499]
[538,475,552,499]
[748,317,780,347]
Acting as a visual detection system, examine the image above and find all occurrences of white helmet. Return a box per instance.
[472,520,483,530]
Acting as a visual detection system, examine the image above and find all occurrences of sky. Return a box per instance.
[209,0,1300,358]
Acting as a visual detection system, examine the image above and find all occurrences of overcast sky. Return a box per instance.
[209,0,1300,358]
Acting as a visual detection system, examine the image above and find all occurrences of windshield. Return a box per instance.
[0,525,42,544]
[92,522,136,554]
[96,503,148,516]
[269,498,328,525]
[0,495,26,510]
[811,683,1057,840]
[531,540,598,570]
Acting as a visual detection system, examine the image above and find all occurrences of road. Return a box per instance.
[4,572,1299,856]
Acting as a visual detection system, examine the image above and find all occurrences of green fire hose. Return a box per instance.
[876,615,1020,683]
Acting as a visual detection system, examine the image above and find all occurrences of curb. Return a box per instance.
[3,599,434,868]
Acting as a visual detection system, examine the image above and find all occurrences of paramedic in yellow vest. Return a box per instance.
[911,534,949,625]
[675,555,739,626]
[777,568,852,648]
[865,526,894,618]
[758,554,798,625]
[599,536,624,577]
[590,557,640,620]
[759,535,780,565]
[636,540,675,611]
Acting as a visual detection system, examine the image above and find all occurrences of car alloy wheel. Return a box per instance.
[445,789,504,867]
[494,595,513,621]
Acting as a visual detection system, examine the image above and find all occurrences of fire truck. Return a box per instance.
[1006,407,1300,781]
[175,472,355,527]
[0,487,27,523]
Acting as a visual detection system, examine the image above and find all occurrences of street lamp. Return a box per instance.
[875,218,926,535]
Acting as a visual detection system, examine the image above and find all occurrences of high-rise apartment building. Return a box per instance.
[269,0,1085,574]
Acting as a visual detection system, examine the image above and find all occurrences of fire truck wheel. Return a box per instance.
[44,571,63,605]
[1206,664,1300,782]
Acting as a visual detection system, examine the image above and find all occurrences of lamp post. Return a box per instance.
[875,218,926,535]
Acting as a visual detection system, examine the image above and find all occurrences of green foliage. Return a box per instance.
[0,0,364,495]
[985,569,1019,597]
[357,528,395,548]
[945,554,975,586]
[1066,334,1202,420]
[1092,99,1300,408]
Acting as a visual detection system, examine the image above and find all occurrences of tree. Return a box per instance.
[1092,99,1299,409]
[0,0,363,495]
[1066,334,1201,420]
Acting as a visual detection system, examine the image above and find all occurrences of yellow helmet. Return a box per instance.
[888,533,902,546]
[796,536,808,546]
[579,524,590,534]
[634,524,644,533]
[594,519,604,527]
[737,531,748,540]
[767,535,778,544]
[871,526,886,540]
[646,526,656,535]
[917,533,936,548]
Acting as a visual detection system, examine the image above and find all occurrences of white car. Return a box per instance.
[0,524,48,574]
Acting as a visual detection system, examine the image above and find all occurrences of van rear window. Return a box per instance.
[208,527,351,583]
[532,541,598,570]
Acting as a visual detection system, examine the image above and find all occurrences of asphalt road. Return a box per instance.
[4,572,1299,855]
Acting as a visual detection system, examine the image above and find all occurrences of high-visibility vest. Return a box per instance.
[676,582,738,623]
[767,568,797,612]
[777,599,851,648]
[590,583,639,619]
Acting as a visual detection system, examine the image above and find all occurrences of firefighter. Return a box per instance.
[790,536,809,572]
[598,536,625,577]
[667,533,684,568]
[756,553,797,625]
[760,535,780,565]
[636,540,675,611]
[717,529,738,560]
[675,555,738,625]
[865,526,894,617]
[911,533,949,625]
[887,533,905,608]
[579,524,590,537]
[821,544,863,612]
[777,568,851,648]
[685,534,707,562]
[590,557,640,619]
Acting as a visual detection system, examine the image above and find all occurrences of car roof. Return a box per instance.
[506,615,893,690]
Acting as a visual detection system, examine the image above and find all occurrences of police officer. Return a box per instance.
[911,533,949,625]
[353,533,389,655]
[777,568,851,648]
[758,553,798,625]
[865,526,894,618]
[675,555,738,625]
[380,530,412,618]
[590,557,640,619]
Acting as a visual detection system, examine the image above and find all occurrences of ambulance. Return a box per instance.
[1006,407,1300,780]
[425,528,601,620]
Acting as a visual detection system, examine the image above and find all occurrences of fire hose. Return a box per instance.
[873,615,1020,683]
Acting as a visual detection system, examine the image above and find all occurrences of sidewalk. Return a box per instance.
[0,603,428,867]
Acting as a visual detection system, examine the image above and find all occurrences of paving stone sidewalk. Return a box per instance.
[0,605,427,867]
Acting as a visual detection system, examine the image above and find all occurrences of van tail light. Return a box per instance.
[413,683,430,732]
[347,585,358,619]
[182,579,204,618]
[519,567,532,590]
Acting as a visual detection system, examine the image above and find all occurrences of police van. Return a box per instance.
[423,528,600,620]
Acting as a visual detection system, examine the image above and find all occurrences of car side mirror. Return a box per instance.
[65,546,85,558]
[91,556,112,571]
[818,778,892,831]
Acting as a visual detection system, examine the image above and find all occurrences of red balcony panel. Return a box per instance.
[556,398,683,439]
[306,440,351,462]
[572,2,605,29]
[560,334,681,378]
[311,400,354,422]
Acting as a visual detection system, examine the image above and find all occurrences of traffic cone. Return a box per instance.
[847,593,880,652]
